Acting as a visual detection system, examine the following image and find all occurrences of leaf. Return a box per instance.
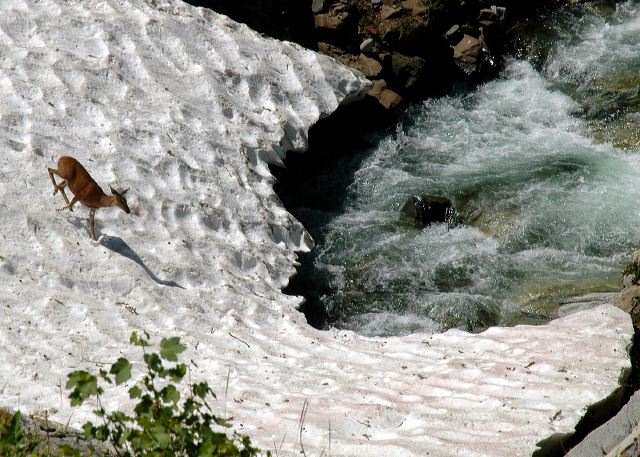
[66,371,100,406]
[59,444,82,456]
[148,424,171,448]
[214,416,231,428]
[160,336,186,361]
[134,395,153,417]
[0,411,24,447]
[165,364,187,382]
[82,423,95,440]
[130,331,150,347]
[144,353,163,373]
[110,357,132,385]
[94,424,110,441]
[98,369,112,383]
[192,382,211,399]
[129,385,142,399]
[161,384,180,404]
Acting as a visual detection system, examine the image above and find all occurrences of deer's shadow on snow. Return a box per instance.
[100,235,185,289]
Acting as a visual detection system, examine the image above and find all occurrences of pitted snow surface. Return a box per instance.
[0,1,632,456]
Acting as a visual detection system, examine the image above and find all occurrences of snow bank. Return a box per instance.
[0,0,632,456]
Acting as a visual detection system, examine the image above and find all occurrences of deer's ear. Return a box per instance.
[121,187,130,195]
[109,185,117,195]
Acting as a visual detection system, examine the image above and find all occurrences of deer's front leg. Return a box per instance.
[58,186,71,206]
[47,168,59,194]
[57,195,78,212]
[48,168,71,205]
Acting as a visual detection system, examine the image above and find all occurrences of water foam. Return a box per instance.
[313,49,640,335]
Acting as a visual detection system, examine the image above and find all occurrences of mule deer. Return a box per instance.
[48,156,130,240]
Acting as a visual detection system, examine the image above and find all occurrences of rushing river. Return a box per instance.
[282,1,640,336]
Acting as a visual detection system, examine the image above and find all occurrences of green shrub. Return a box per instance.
[0,332,266,456]
[0,410,39,456]
[65,331,267,457]
[623,260,640,286]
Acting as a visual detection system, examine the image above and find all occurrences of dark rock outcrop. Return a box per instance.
[401,194,455,227]
[196,0,318,49]
[308,0,505,109]
[199,0,583,111]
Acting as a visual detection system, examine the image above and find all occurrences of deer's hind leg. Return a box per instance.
[47,167,71,206]
[89,208,97,240]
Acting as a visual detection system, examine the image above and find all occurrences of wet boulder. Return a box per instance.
[390,52,427,93]
[368,79,403,110]
[401,194,455,227]
[207,0,317,49]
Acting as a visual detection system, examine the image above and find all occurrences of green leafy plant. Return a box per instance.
[66,331,266,457]
[0,410,39,456]
[623,260,640,286]
[0,410,86,456]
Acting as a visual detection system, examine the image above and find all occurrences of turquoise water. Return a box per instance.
[289,2,640,336]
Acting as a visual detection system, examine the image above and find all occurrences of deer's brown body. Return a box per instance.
[48,156,130,240]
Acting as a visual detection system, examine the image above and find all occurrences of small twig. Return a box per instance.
[273,433,286,457]
[298,400,309,457]
[224,365,231,419]
[58,379,63,413]
[227,332,250,348]
[45,411,50,452]
[80,354,109,366]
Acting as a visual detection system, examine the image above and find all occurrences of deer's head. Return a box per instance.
[110,185,131,214]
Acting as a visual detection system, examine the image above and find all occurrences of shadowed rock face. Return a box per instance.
[197,0,583,111]
[315,0,460,101]
[189,0,317,49]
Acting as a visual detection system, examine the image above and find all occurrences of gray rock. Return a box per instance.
[368,79,403,109]
[354,54,383,78]
[557,293,618,317]
[445,24,463,45]
[401,0,428,15]
[360,37,375,52]
[453,34,482,65]
[312,0,324,13]
[566,391,640,457]
[380,5,403,20]
[493,5,507,23]
[390,52,426,92]
[478,8,498,21]
[315,11,352,32]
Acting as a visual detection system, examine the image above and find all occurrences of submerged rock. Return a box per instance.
[401,194,455,227]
